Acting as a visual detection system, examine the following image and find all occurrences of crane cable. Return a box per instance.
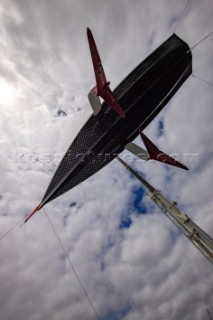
[43,208,101,320]
[0,209,101,320]
[173,0,192,34]
[0,217,25,241]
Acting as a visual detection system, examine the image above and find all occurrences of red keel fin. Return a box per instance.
[140,131,188,170]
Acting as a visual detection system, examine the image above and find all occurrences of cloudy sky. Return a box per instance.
[0,0,213,319]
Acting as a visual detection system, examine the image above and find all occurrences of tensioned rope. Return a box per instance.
[172,0,213,87]
[0,2,212,315]
[191,74,213,87]
[188,31,213,52]
[187,31,213,87]
[43,208,101,320]
[0,208,101,320]
[173,0,192,34]
[0,217,25,241]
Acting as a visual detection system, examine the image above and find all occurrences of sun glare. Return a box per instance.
[0,80,18,108]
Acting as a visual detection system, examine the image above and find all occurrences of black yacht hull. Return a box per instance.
[41,34,192,207]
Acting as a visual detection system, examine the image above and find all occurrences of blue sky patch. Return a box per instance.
[69,201,77,207]
[119,216,132,229]
[56,108,67,117]
[169,228,182,241]
[119,185,147,229]
[157,119,164,137]
[103,304,132,320]
[168,15,178,28]
[132,186,147,215]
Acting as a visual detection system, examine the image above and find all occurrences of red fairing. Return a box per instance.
[24,204,40,224]
[87,28,125,118]
[99,85,125,118]
[140,132,188,170]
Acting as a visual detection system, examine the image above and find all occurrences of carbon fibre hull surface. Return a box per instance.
[41,34,192,207]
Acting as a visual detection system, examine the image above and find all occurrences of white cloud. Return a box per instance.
[0,0,213,319]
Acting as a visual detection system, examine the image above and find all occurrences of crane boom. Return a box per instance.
[117,156,213,264]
